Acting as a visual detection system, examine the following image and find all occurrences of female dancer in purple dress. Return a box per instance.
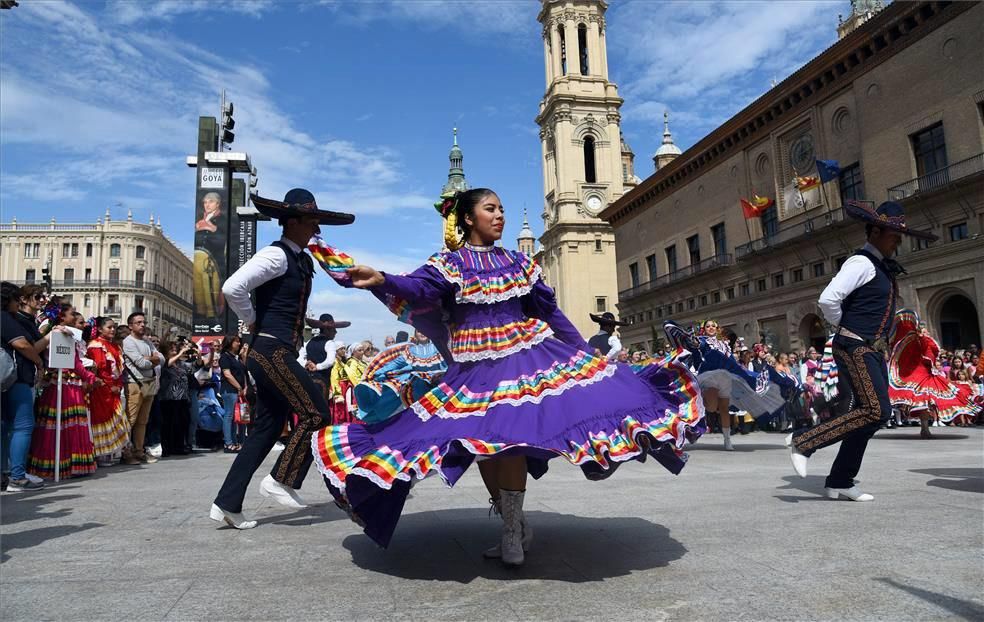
[313,188,705,566]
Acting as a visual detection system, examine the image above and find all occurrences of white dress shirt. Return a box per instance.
[222,237,305,326]
[297,338,339,371]
[817,242,883,327]
[592,331,623,361]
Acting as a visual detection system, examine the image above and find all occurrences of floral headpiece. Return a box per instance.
[696,319,719,336]
[40,301,62,324]
[434,192,460,218]
[434,191,464,251]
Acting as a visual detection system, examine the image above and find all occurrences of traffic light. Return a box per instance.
[221,101,235,145]
[41,265,52,293]
[249,165,258,195]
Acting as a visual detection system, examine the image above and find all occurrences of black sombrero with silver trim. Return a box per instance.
[252,188,355,226]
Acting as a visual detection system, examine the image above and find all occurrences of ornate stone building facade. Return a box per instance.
[535,0,633,337]
[602,1,984,353]
[0,211,193,334]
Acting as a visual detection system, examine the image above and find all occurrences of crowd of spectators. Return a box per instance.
[0,280,388,493]
[4,277,980,492]
[625,335,983,432]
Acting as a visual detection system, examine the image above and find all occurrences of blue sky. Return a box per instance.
[0,0,849,343]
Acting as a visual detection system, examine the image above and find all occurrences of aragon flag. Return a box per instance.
[796,175,821,192]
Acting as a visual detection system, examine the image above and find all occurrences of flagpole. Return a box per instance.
[815,161,835,219]
[742,199,754,245]
[792,169,812,221]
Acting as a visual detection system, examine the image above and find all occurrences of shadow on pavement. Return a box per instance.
[264,503,349,527]
[910,467,984,494]
[773,475,828,503]
[0,493,84,526]
[1,522,103,563]
[876,577,984,621]
[690,443,784,452]
[343,508,686,582]
[875,433,969,441]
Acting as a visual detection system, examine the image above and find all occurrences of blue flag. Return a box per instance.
[815,159,841,183]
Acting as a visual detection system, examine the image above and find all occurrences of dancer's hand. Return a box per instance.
[347,265,384,289]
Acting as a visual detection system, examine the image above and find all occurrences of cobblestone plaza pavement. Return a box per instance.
[2,428,982,621]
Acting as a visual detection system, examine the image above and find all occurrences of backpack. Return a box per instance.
[197,394,224,432]
[0,346,17,392]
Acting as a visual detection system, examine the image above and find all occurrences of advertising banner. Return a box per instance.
[226,179,257,335]
[193,164,231,337]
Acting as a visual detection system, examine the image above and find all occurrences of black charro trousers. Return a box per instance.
[214,336,330,513]
[792,335,892,489]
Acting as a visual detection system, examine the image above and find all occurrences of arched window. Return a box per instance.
[136,245,145,259]
[110,243,121,257]
[583,136,597,183]
[577,24,589,75]
[558,26,567,75]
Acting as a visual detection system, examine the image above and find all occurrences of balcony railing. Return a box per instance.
[103,306,122,315]
[619,254,733,300]
[736,206,848,260]
[48,279,191,309]
[888,152,984,200]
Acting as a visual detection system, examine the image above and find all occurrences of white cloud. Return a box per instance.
[0,0,434,219]
[106,0,275,24]
[609,0,844,150]
[317,0,539,37]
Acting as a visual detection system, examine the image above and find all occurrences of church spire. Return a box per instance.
[517,207,535,256]
[441,126,469,196]
[653,110,682,171]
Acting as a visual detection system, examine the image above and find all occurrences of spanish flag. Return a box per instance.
[796,175,821,192]
[741,194,773,219]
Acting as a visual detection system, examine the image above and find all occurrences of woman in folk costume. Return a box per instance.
[328,342,356,424]
[888,310,978,437]
[311,188,705,565]
[87,317,130,465]
[355,330,448,425]
[28,306,98,479]
[346,342,369,387]
[663,319,786,451]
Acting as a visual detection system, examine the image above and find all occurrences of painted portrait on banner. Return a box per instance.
[193,167,231,336]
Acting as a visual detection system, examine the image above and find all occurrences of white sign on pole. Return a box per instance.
[48,330,75,369]
[200,167,225,189]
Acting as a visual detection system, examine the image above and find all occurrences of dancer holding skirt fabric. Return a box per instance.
[312,188,705,565]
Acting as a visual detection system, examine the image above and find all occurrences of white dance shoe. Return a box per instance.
[259,474,308,509]
[209,503,258,529]
[789,446,808,478]
[825,486,874,502]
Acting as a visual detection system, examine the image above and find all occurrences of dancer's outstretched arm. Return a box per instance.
[348,263,452,304]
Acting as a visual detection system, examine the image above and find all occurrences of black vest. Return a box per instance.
[588,332,612,355]
[306,336,330,365]
[839,249,897,342]
[253,241,313,350]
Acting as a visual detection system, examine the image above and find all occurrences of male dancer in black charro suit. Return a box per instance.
[787,201,937,502]
[210,188,354,529]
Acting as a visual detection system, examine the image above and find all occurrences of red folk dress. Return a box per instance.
[888,310,978,423]
[87,337,130,456]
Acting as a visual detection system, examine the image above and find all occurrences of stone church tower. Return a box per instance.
[517,208,536,256]
[535,0,627,337]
